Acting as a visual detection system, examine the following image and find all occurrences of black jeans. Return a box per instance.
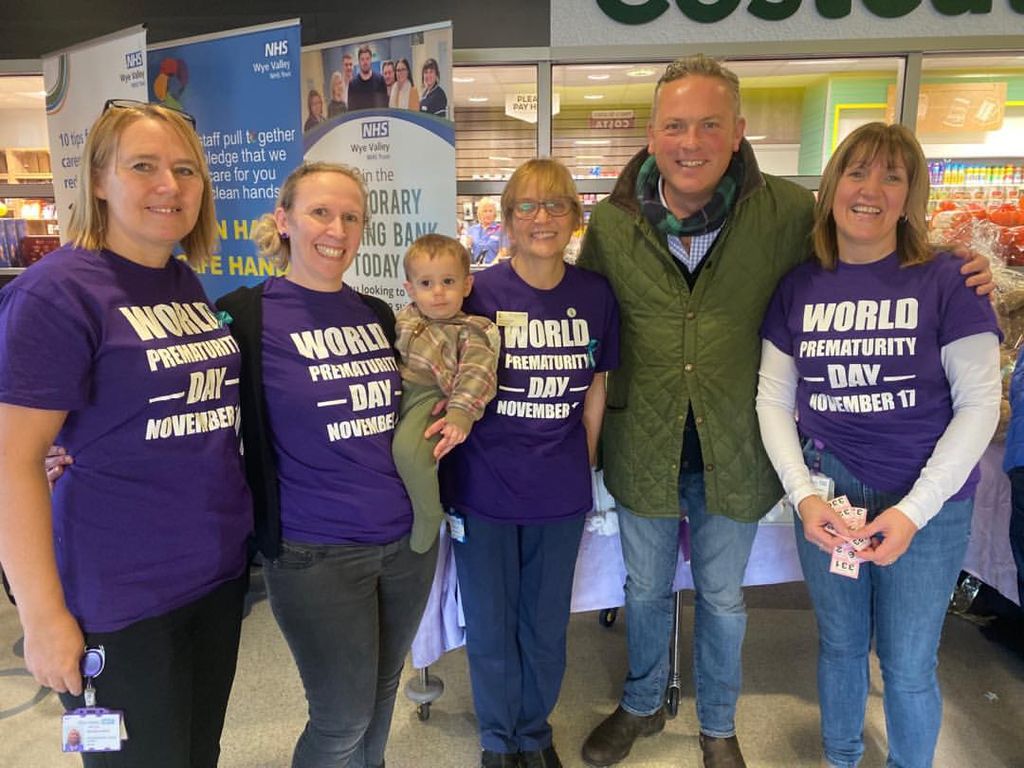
[264,535,438,768]
[59,573,247,768]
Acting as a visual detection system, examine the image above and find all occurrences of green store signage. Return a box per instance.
[597,0,1024,25]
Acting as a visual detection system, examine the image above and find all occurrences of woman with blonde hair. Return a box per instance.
[756,122,1001,768]
[327,69,347,118]
[217,161,437,768]
[0,100,252,767]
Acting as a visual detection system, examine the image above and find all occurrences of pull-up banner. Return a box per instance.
[149,19,303,299]
[301,21,456,313]
[43,25,148,238]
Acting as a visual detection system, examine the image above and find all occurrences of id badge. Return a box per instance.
[62,709,125,752]
[446,512,466,543]
[495,310,527,327]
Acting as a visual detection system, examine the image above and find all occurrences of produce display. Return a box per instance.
[929,185,1024,441]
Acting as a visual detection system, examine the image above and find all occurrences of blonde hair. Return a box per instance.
[251,162,368,269]
[475,196,497,214]
[67,103,217,267]
[812,122,931,270]
[500,159,582,253]
[403,233,470,279]
[652,54,742,120]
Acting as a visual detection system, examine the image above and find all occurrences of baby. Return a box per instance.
[393,234,500,553]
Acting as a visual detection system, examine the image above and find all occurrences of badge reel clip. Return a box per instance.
[62,645,125,753]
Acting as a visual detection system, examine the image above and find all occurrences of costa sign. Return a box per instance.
[596,0,1024,25]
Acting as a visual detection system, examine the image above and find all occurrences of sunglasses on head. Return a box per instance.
[102,98,198,130]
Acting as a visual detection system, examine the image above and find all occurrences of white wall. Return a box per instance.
[0,107,48,148]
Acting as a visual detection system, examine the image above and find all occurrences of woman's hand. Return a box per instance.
[22,606,84,695]
[857,506,918,566]
[45,445,73,489]
[797,495,856,552]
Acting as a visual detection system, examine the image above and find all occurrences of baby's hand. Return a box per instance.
[432,420,470,460]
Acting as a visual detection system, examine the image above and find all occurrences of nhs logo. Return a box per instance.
[362,121,390,138]
[125,50,143,68]
[264,40,289,57]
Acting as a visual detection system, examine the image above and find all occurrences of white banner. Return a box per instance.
[305,111,456,312]
[43,26,148,238]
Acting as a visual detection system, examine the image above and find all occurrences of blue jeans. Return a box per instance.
[453,512,585,754]
[619,472,758,737]
[796,447,972,768]
[264,536,438,768]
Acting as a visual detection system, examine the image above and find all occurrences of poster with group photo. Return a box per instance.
[301,22,456,312]
[148,19,303,299]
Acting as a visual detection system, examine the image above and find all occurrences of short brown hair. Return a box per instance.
[252,162,368,269]
[67,103,218,267]
[403,233,470,279]
[652,54,742,120]
[812,122,931,270]
[500,158,582,249]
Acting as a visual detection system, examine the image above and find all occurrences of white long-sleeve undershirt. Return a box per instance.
[756,333,1001,529]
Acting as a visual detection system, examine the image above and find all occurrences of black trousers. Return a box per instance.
[59,573,247,768]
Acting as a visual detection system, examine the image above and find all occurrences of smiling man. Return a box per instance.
[577,55,815,768]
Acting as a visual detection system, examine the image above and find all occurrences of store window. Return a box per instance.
[551,57,905,180]
[0,74,58,268]
[918,53,1024,264]
[452,65,537,182]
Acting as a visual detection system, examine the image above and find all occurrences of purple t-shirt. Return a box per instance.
[261,277,412,544]
[760,250,1001,497]
[0,246,251,633]
[442,261,620,523]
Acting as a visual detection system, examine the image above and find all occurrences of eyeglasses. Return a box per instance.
[512,198,573,219]
[103,98,198,130]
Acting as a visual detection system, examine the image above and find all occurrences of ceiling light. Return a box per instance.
[468,96,489,103]
[489,156,514,162]
[584,94,605,100]
[576,155,606,160]
[745,135,767,141]
[575,139,611,146]
[626,68,656,78]
[453,76,475,83]
[587,74,611,81]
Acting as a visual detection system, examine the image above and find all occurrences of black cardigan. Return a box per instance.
[216,282,397,560]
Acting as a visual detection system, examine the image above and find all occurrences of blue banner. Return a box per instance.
[148,21,302,299]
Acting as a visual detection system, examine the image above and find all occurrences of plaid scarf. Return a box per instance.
[635,151,744,237]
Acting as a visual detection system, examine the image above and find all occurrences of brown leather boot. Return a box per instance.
[698,734,747,768]
[580,706,666,766]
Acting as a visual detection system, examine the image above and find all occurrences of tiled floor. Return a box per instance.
[2,579,1022,767]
